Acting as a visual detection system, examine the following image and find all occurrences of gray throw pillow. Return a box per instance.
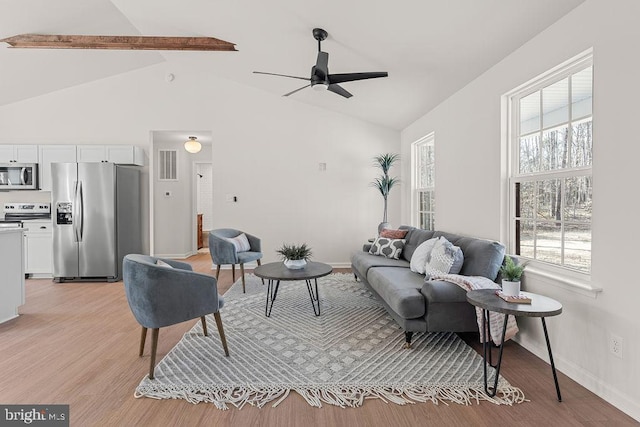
[369,237,405,260]
[424,236,464,279]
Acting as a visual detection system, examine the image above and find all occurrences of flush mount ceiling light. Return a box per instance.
[184,136,202,154]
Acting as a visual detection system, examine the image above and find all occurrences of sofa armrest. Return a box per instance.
[421,279,468,303]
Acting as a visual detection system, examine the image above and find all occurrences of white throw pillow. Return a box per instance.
[225,233,251,252]
[156,259,173,268]
[424,236,464,279]
[409,237,439,274]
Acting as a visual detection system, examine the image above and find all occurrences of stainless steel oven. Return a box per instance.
[0,163,38,190]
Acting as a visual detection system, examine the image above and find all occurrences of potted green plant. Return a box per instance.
[276,243,313,269]
[371,153,400,234]
[500,256,524,296]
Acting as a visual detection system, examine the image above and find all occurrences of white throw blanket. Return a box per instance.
[429,274,518,345]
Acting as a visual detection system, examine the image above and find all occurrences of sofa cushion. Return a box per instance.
[351,251,409,278]
[432,232,505,280]
[424,236,464,278]
[366,267,426,319]
[368,237,405,259]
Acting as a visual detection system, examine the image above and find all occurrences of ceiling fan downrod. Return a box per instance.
[312,28,328,52]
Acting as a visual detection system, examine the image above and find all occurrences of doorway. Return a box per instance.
[194,161,213,253]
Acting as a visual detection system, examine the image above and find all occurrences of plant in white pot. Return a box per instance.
[276,243,312,270]
[500,256,525,296]
[371,153,400,234]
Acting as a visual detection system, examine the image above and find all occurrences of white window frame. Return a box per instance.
[505,50,597,292]
[411,133,435,230]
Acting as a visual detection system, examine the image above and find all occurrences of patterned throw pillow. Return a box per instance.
[369,237,405,259]
[225,233,251,253]
[380,228,409,239]
[424,236,464,279]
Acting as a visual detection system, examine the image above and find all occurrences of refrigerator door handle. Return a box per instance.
[72,181,81,242]
[78,180,84,241]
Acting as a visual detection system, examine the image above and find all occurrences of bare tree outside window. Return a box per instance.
[511,62,592,273]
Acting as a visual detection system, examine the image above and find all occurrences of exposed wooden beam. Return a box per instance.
[0,34,237,51]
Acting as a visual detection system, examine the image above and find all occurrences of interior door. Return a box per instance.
[78,163,117,278]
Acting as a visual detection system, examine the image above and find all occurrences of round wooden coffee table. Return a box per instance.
[254,261,333,317]
[467,289,563,401]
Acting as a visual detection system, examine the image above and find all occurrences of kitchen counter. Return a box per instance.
[0,228,25,324]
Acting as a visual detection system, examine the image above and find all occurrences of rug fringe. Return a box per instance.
[134,383,527,410]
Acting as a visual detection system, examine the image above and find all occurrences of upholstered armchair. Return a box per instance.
[123,254,229,380]
[208,229,263,293]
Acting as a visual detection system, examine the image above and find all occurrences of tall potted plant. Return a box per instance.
[371,153,399,233]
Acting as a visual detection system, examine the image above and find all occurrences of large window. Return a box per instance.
[509,55,592,273]
[412,133,435,230]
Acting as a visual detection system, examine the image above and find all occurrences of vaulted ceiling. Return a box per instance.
[0,0,584,130]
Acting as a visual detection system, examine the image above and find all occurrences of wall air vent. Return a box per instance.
[158,149,178,181]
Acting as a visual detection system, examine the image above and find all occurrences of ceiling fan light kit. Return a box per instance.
[254,28,387,98]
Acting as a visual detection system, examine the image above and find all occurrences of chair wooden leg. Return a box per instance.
[149,328,160,379]
[257,259,264,285]
[240,263,246,293]
[215,265,221,281]
[231,264,236,282]
[139,327,148,356]
[201,316,208,336]
[213,312,229,357]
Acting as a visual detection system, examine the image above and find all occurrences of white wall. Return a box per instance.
[0,61,399,267]
[401,0,640,420]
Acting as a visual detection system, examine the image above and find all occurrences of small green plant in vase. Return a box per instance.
[276,243,312,270]
[500,256,524,296]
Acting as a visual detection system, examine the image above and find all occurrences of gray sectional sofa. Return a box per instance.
[351,226,506,347]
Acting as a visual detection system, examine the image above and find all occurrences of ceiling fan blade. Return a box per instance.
[315,51,329,79]
[327,84,353,98]
[328,72,388,84]
[253,71,310,81]
[283,84,311,97]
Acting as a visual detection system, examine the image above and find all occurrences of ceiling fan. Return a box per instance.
[253,28,388,98]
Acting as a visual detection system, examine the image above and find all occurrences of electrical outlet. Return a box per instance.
[609,334,623,359]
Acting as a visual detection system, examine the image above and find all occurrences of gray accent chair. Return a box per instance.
[123,254,229,380]
[208,229,263,293]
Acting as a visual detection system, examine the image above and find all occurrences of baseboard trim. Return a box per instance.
[154,252,193,259]
[515,335,640,422]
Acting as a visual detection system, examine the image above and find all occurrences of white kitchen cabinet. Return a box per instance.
[38,145,77,191]
[0,229,25,324]
[23,220,53,278]
[0,145,38,163]
[76,145,144,166]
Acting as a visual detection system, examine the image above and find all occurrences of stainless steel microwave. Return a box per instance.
[0,163,38,190]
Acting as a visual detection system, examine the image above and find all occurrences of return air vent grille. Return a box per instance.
[158,149,177,181]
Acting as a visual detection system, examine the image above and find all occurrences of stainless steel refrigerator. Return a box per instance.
[52,162,142,282]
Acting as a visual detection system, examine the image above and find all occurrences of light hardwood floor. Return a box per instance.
[0,253,636,426]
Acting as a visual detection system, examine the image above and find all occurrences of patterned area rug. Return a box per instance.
[135,273,525,409]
